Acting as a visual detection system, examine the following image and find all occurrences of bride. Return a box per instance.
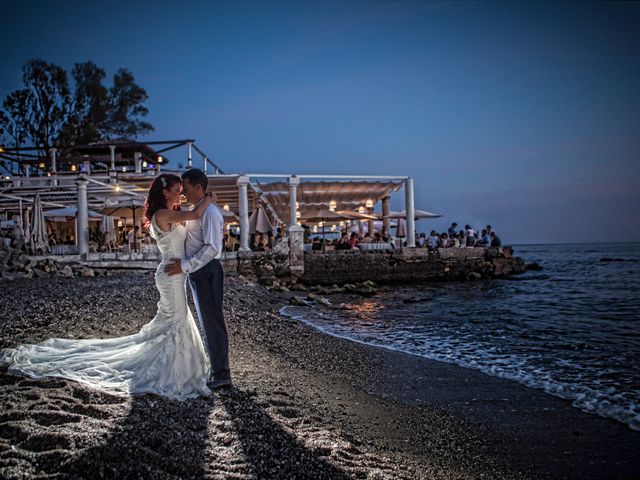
[1,174,214,400]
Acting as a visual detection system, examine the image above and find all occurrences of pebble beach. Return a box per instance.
[1,273,639,479]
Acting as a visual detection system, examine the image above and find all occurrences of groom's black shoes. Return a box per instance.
[208,378,232,392]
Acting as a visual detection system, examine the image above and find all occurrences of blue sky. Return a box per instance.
[1,1,639,243]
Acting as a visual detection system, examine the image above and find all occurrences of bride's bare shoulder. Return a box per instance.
[154,208,170,217]
[154,209,174,230]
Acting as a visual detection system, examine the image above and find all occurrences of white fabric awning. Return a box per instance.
[259,180,402,224]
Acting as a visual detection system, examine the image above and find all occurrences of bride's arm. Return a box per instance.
[155,194,213,224]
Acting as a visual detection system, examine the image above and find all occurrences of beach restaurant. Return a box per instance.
[0,139,421,265]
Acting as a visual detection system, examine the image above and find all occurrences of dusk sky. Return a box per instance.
[2,1,639,244]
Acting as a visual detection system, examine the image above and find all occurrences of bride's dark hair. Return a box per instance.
[144,174,182,225]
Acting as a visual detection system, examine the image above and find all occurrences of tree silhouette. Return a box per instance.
[0,59,154,154]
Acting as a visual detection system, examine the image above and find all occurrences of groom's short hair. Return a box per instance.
[181,169,208,191]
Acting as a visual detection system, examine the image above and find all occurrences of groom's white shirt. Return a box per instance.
[180,197,224,274]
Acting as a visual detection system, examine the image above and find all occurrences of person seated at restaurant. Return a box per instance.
[311,237,322,251]
[450,232,460,248]
[48,233,58,246]
[64,235,74,245]
[141,232,153,245]
[227,231,238,251]
[448,222,458,236]
[490,231,502,247]
[128,226,140,245]
[253,234,267,252]
[457,230,467,248]
[266,231,274,249]
[335,232,351,250]
[486,224,492,235]
[426,230,440,251]
[348,232,359,248]
[417,232,427,248]
[477,229,491,247]
[274,227,284,243]
[360,232,373,244]
[440,232,450,248]
[381,227,390,242]
[372,232,383,243]
[260,234,271,251]
[464,225,476,246]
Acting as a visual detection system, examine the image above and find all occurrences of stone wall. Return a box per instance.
[301,247,525,285]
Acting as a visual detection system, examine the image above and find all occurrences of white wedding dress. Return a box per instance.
[0,214,211,401]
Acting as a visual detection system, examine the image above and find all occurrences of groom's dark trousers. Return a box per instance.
[188,258,230,384]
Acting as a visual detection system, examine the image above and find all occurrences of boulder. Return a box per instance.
[1,271,17,281]
[356,286,377,296]
[314,296,331,306]
[56,266,74,278]
[343,283,358,293]
[80,267,95,277]
[33,268,49,278]
[289,296,310,306]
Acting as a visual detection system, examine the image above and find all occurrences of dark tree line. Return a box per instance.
[0,59,153,159]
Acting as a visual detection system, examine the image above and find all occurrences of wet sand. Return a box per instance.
[0,273,638,479]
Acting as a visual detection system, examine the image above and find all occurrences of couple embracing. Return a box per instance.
[1,169,231,400]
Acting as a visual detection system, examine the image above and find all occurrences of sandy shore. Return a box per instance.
[1,273,639,479]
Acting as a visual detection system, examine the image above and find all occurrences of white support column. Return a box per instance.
[237,175,250,252]
[287,175,304,277]
[382,196,391,237]
[49,148,58,186]
[203,156,208,174]
[109,145,116,171]
[288,175,300,232]
[404,177,416,247]
[134,152,142,173]
[187,142,193,169]
[49,148,57,173]
[76,176,89,257]
[368,206,375,236]
[83,160,91,176]
[23,207,30,237]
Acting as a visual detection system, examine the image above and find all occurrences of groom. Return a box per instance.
[165,169,231,391]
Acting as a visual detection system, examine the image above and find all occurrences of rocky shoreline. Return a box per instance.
[0,241,106,280]
[1,273,639,479]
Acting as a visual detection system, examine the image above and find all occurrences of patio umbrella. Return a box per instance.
[384,209,442,220]
[220,209,239,223]
[249,205,273,234]
[44,207,103,221]
[28,193,50,255]
[336,210,379,221]
[303,209,352,251]
[396,218,407,238]
[101,214,117,244]
[100,198,146,252]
